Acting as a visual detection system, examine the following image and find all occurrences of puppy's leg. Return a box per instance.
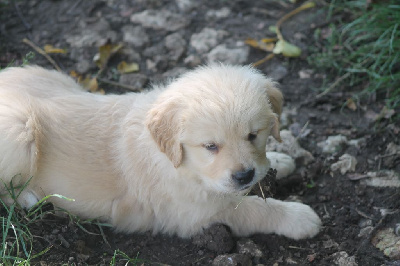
[0,95,39,208]
[218,196,321,240]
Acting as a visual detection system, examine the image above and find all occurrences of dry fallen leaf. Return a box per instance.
[44,44,67,54]
[94,43,124,70]
[245,38,276,52]
[346,98,357,111]
[70,70,104,94]
[247,1,315,64]
[117,61,139,74]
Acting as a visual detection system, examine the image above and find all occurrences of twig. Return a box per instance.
[258,182,266,201]
[97,78,142,92]
[252,53,275,67]
[22,38,62,72]
[316,72,351,98]
[276,2,316,41]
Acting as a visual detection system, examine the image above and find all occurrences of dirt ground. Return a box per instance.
[1,0,399,265]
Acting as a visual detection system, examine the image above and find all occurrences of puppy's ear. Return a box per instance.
[146,98,183,168]
[267,86,283,142]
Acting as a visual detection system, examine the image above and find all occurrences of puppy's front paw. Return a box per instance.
[276,201,321,240]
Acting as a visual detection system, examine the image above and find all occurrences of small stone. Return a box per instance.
[298,69,314,79]
[317,135,348,154]
[323,239,339,249]
[330,154,357,175]
[122,25,149,48]
[130,10,190,31]
[365,170,400,187]
[65,18,117,48]
[266,130,314,166]
[266,151,296,179]
[236,239,263,258]
[372,227,400,259]
[212,254,252,266]
[190,28,228,54]
[207,44,249,65]
[206,7,231,19]
[358,226,373,238]
[175,0,198,12]
[331,251,358,266]
[165,32,187,61]
[75,60,92,74]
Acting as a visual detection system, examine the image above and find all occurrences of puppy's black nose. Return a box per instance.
[232,168,255,186]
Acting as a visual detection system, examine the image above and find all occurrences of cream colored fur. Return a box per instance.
[0,64,321,239]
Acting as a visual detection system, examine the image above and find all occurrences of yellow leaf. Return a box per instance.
[80,75,99,93]
[245,38,275,52]
[261,38,278,43]
[273,39,301,57]
[44,44,67,54]
[95,43,124,70]
[117,61,139,74]
[346,98,357,111]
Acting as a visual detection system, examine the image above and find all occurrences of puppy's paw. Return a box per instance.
[266,151,295,179]
[17,190,38,209]
[276,201,321,240]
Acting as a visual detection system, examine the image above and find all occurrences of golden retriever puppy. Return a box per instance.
[0,64,321,239]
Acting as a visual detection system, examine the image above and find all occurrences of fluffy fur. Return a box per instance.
[0,64,321,239]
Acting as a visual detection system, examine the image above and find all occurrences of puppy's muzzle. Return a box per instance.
[232,168,255,186]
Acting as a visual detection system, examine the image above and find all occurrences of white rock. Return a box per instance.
[121,25,149,47]
[65,18,117,48]
[266,130,314,165]
[207,44,249,65]
[317,135,348,153]
[165,32,187,61]
[206,7,231,19]
[372,228,400,260]
[175,0,198,12]
[365,170,400,187]
[266,152,296,179]
[130,10,190,31]
[331,251,358,266]
[190,28,228,54]
[330,154,357,175]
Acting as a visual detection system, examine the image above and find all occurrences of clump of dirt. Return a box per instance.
[1,0,399,265]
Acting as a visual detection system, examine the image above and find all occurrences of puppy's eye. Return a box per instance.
[204,143,218,152]
[248,132,257,141]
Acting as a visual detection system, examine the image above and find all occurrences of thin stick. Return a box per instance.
[22,38,62,72]
[252,53,275,67]
[316,72,351,98]
[276,2,316,40]
[97,78,142,92]
[258,182,266,201]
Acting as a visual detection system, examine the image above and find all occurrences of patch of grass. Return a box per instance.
[1,178,56,265]
[1,178,144,265]
[309,0,400,108]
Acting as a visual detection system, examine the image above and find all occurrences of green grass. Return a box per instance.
[1,179,140,265]
[309,0,400,108]
[1,178,55,265]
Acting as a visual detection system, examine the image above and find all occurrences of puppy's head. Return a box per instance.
[146,64,282,194]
